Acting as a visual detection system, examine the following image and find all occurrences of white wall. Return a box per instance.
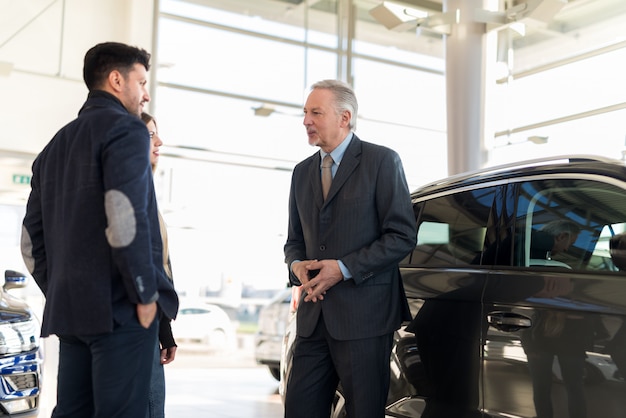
[0,0,155,155]
[0,0,160,318]
[0,0,156,204]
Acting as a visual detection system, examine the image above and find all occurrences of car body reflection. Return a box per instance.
[282,156,626,418]
[0,270,42,417]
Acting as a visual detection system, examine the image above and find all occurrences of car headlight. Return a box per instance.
[0,319,39,355]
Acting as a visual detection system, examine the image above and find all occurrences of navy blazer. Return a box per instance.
[22,91,178,337]
[284,135,416,340]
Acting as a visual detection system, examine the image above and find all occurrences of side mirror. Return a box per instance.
[4,270,28,291]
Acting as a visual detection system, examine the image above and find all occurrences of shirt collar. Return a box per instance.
[320,132,353,167]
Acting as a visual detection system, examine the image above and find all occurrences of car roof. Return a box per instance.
[178,302,225,310]
[412,155,626,199]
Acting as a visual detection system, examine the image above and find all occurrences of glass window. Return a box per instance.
[490,47,626,164]
[411,187,498,266]
[158,18,316,105]
[160,0,316,45]
[354,58,446,132]
[154,0,450,293]
[154,86,312,162]
[496,48,626,131]
[489,107,626,164]
[513,178,626,271]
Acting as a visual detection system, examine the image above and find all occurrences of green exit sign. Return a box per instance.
[12,174,31,185]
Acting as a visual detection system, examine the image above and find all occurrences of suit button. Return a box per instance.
[320,245,326,251]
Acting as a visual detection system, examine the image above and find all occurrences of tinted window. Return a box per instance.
[411,187,498,266]
[513,178,626,271]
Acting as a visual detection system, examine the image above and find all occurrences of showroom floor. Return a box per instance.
[38,335,284,418]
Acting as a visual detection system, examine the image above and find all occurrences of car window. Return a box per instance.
[180,308,210,315]
[410,187,498,266]
[512,178,626,272]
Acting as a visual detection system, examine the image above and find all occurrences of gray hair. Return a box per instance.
[540,220,581,237]
[310,79,358,131]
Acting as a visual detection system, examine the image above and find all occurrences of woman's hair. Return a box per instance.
[310,79,358,131]
[141,111,154,126]
[141,111,157,172]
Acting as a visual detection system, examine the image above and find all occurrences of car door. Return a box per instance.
[482,176,626,418]
[391,185,500,417]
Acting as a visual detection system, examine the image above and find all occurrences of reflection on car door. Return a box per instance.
[482,177,626,418]
[401,186,498,417]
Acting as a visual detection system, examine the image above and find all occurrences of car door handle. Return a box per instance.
[487,311,532,332]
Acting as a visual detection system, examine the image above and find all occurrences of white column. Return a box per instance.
[444,0,490,175]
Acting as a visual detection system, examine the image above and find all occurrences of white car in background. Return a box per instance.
[171,301,235,350]
[254,288,293,380]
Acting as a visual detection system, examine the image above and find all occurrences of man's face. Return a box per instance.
[120,63,150,117]
[302,88,349,153]
[553,232,578,254]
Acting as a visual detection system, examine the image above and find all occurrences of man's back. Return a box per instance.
[23,91,176,337]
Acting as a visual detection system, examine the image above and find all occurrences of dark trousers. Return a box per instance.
[147,339,166,418]
[527,352,587,418]
[52,315,158,418]
[284,314,393,418]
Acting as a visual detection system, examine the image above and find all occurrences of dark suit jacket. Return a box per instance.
[21,91,178,337]
[284,135,416,340]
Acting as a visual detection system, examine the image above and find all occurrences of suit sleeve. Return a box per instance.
[101,117,160,305]
[21,162,48,294]
[341,150,416,284]
[284,165,306,286]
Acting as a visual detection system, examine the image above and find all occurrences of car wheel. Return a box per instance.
[583,362,605,385]
[269,366,281,381]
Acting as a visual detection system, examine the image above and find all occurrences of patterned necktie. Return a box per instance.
[322,154,333,200]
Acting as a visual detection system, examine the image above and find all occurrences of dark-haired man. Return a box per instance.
[21,42,178,417]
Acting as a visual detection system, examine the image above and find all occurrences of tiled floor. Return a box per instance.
[164,341,283,417]
[165,367,282,417]
[37,336,283,418]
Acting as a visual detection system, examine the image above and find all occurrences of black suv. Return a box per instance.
[282,155,626,418]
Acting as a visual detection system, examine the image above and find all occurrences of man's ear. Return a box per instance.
[340,110,351,128]
[556,232,569,242]
[107,70,123,93]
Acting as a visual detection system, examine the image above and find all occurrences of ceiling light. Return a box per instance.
[527,135,549,144]
[0,61,14,77]
[369,1,428,32]
[253,104,275,117]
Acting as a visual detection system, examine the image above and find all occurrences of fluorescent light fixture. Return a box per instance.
[160,144,297,172]
[369,1,428,31]
[253,104,275,117]
[0,61,14,77]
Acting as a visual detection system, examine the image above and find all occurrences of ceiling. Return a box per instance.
[181,0,626,74]
[2,0,625,205]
